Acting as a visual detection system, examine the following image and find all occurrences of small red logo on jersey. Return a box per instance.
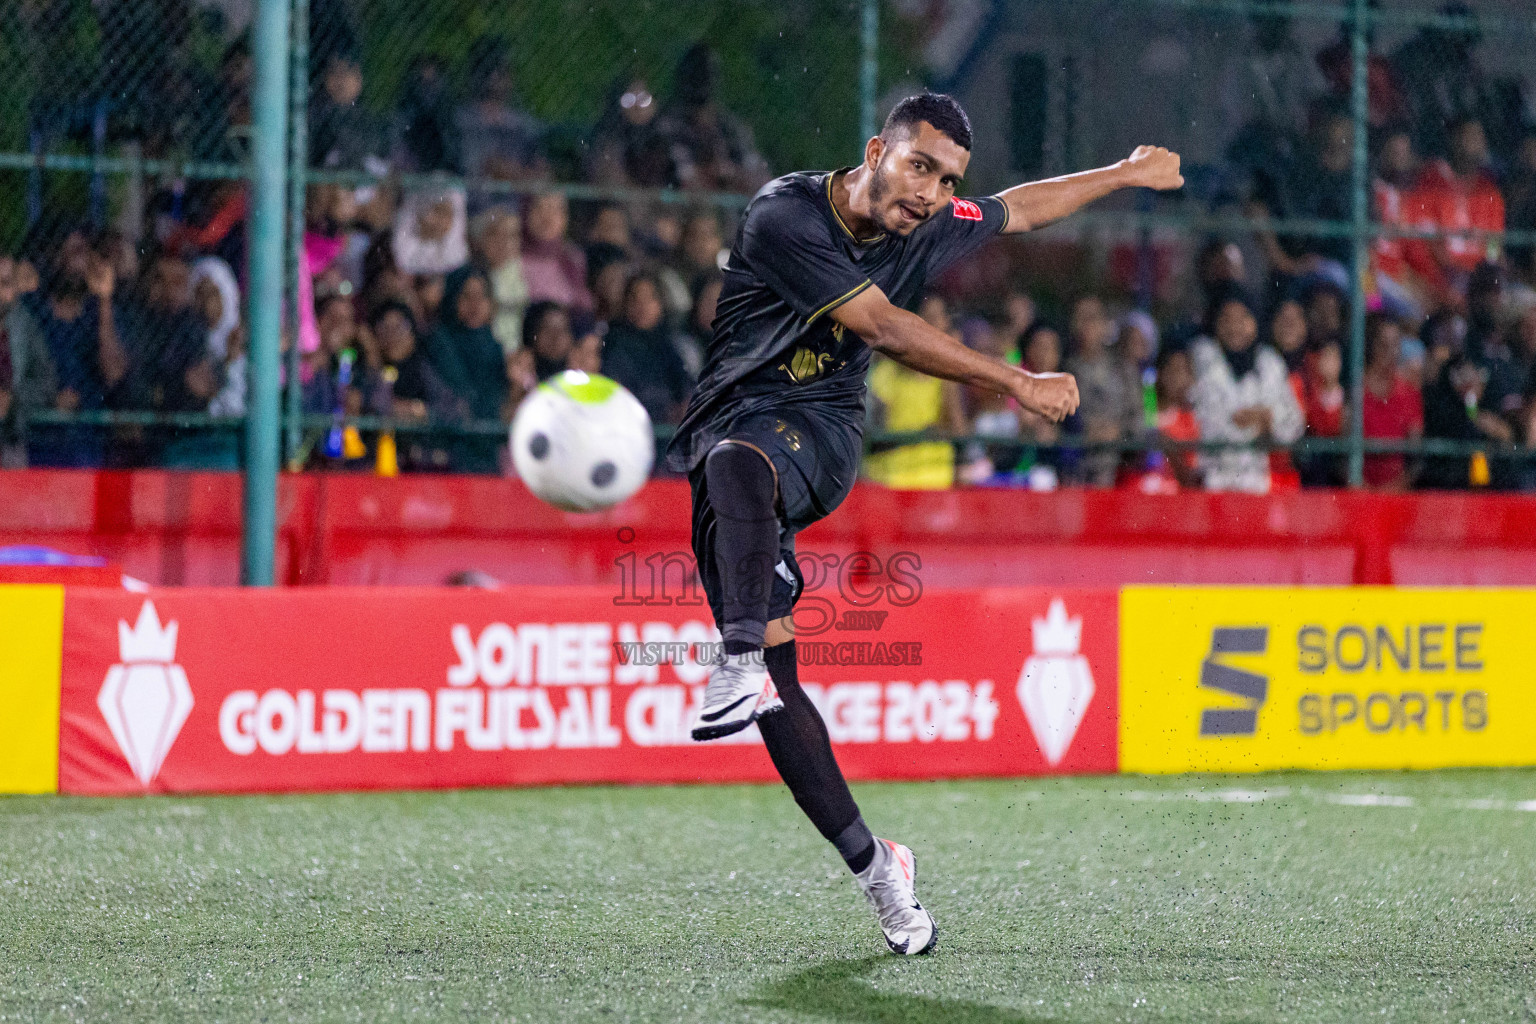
[951,198,983,221]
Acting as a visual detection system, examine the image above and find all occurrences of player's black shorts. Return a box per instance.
[688,406,861,628]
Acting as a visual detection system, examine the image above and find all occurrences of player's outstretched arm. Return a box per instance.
[996,146,1184,234]
[832,286,1079,422]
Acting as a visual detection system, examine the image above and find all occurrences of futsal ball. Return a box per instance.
[510,370,655,511]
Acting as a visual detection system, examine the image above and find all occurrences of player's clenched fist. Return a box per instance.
[1015,371,1080,423]
[1122,145,1183,191]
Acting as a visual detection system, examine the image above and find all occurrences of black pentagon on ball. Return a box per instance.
[590,461,617,487]
[528,432,550,459]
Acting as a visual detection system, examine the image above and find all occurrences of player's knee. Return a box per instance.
[704,441,777,513]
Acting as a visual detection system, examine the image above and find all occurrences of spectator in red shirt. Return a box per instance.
[1303,339,1345,439]
[1140,346,1202,493]
[1407,117,1505,297]
[1361,312,1423,490]
[1371,125,1446,317]
[1298,338,1345,486]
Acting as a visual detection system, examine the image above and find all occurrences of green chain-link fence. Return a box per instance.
[4,0,1536,579]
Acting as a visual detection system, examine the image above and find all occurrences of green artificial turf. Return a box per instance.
[1,771,1533,1023]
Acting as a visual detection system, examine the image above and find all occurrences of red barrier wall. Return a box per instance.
[3,469,1536,587]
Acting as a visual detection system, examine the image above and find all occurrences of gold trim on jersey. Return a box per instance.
[805,278,872,327]
[826,170,886,245]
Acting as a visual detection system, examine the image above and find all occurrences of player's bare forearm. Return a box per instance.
[996,145,1183,234]
[832,287,1079,421]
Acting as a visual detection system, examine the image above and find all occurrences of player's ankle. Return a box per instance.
[845,841,876,874]
[723,639,761,656]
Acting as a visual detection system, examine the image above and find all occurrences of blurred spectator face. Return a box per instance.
[650,212,681,252]
[963,318,1000,357]
[1004,291,1035,334]
[1070,297,1113,356]
[1118,317,1157,366]
[1215,299,1258,352]
[592,261,631,321]
[455,275,494,330]
[620,79,657,126]
[623,277,664,332]
[324,56,363,106]
[1157,349,1194,406]
[569,332,603,374]
[306,184,357,231]
[590,207,630,249]
[1378,130,1418,186]
[478,62,514,105]
[917,295,950,335]
[0,257,15,309]
[98,231,139,283]
[416,274,446,320]
[1449,358,1486,402]
[376,308,417,363]
[1271,299,1307,355]
[526,194,569,245]
[529,307,574,362]
[1451,120,1489,173]
[417,196,456,242]
[1306,289,1343,342]
[466,207,522,268]
[1314,341,1343,386]
[1367,316,1403,371]
[56,230,93,279]
[1316,115,1353,174]
[13,259,38,298]
[1024,327,1062,373]
[193,278,225,329]
[682,214,723,272]
[473,209,521,268]
[147,257,192,312]
[318,296,356,353]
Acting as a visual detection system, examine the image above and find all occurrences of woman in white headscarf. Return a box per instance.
[190,257,247,417]
[393,184,469,277]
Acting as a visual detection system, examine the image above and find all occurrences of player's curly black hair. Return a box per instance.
[881,93,972,151]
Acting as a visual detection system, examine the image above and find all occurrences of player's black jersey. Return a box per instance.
[666,169,1009,472]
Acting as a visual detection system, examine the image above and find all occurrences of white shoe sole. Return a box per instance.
[690,680,783,741]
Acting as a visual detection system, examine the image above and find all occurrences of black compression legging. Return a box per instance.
[702,442,874,868]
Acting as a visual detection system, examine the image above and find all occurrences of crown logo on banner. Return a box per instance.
[98,601,194,786]
[1017,598,1095,767]
[1030,597,1083,656]
[118,600,179,663]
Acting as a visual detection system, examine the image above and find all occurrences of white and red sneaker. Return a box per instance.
[690,652,784,741]
[855,838,938,955]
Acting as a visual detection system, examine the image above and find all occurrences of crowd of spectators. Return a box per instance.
[5,8,1536,492]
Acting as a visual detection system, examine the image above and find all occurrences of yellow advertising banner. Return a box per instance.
[1120,587,1536,773]
[0,585,65,793]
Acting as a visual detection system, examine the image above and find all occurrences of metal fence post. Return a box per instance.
[1345,0,1369,487]
[284,0,309,469]
[860,0,879,144]
[242,0,293,586]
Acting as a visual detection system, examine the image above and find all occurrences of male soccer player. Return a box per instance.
[668,93,1182,955]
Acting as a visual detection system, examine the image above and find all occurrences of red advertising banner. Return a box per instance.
[57,585,1118,795]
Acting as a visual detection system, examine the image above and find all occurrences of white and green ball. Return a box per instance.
[510,371,655,511]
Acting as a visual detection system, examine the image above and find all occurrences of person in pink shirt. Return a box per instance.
[520,192,593,313]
